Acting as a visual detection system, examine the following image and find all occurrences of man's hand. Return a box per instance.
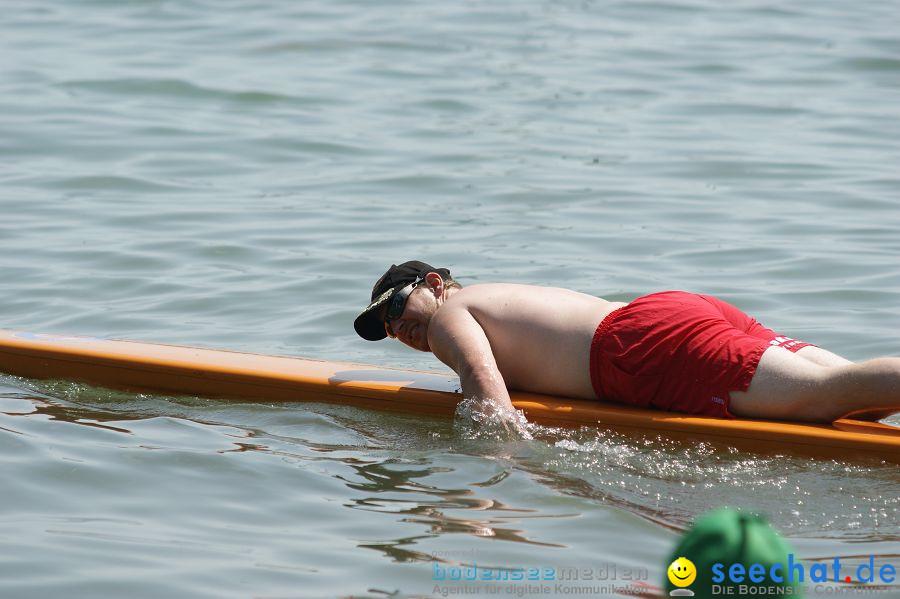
[454,396,533,439]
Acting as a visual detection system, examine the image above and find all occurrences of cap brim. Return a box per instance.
[354,308,388,341]
[353,286,396,341]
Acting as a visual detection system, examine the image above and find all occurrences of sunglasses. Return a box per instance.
[383,278,424,338]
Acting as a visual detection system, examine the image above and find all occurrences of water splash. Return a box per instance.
[453,397,534,441]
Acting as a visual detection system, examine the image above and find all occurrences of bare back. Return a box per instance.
[431,283,625,399]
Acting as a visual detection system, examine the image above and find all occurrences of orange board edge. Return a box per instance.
[0,329,897,462]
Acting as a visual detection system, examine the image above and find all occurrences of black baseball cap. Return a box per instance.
[353,261,451,341]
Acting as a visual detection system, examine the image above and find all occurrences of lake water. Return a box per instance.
[2,0,899,597]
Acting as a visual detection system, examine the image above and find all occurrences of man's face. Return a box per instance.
[385,283,438,352]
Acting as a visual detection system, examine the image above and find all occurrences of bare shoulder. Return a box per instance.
[429,289,478,333]
[429,281,611,343]
[429,284,502,323]
[427,285,508,350]
[441,282,593,305]
[441,283,511,303]
[427,290,495,370]
[430,284,529,327]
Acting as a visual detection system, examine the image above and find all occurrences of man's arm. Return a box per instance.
[427,306,515,412]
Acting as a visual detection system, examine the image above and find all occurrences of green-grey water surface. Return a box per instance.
[2,1,899,597]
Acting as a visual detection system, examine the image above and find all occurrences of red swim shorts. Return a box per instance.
[589,291,813,418]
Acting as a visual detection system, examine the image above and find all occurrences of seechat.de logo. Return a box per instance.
[668,557,696,596]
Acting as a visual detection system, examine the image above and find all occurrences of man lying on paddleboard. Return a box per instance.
[354,261,899,423]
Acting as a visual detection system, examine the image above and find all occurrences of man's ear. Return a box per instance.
[425,271,444,297]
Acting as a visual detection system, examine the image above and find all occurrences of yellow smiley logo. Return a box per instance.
[668,557,696,587]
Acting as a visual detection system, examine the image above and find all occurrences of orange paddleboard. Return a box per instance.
[1,329,897,461]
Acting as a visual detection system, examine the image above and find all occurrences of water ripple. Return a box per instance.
[2,0,900,595]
